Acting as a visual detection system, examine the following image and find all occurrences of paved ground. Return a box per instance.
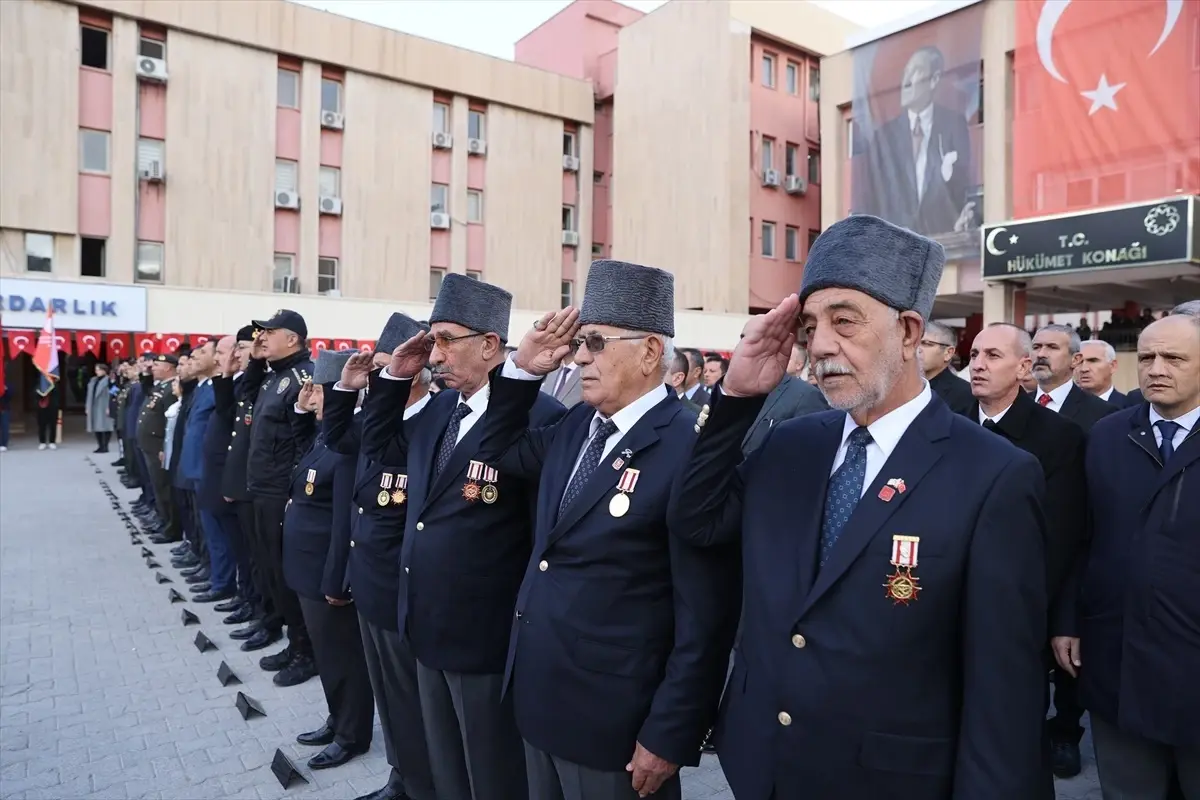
[0,439,1101,799]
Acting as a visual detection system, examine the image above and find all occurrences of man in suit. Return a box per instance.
[921,321,973,415]
[473,260,739,800]
[1076,340,1126,406]
[1053,314,1200,799]
[736,319,828,454]
[1125,300,1200,409]
[859,46,975,236]
[357,275,566,800]
[1032,324,1119,434]
[703,353,728,389]
[668,215,1047,799]
[541,349,582,408]
[679,349,710,407]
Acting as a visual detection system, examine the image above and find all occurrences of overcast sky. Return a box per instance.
[290,0,940,61]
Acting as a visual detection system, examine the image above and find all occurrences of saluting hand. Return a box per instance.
[387,331,433,380]
[722,293,800,398]
[514,307,580,376]
[219,345,237,378]
[340,352,375,391]
[296,379,317,412]
[626,742,678,797]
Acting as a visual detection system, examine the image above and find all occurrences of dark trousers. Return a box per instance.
[199,508,238,595]
[36,407,56,443]
[173,487,202,555]
[93,431,112,451]
[1047,669,1086,744]
[251,495,308,651]
[0,409,9,448]
[299,597,374,749]
[233,501,263,609]
[360,616,436,800]
[1092,714,1200,799]
[142,447,179,540]
[132,446,152,502]
[525,743,681,800]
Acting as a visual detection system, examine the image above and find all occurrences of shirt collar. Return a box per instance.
[404,391,432,420]
[1037,380,1073,408]
[840,380,933,459]
[907,105,934,134]
[1149,403,1200,434]
[590,384,669,438]
[459,382,491,416]
[978,400,1014,425]
[233,371,244,381]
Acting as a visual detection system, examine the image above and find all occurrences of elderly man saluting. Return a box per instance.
[668,215,1048,799]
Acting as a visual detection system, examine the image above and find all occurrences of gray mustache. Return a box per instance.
[814,361,853,378]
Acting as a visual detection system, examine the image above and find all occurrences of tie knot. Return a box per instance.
[983,419,998,430]
[912,120,923,138]
[847,426,872,450]
[453,403,472,422]
[1155,419,1181,439]
[594,419,618,441]
[1037,393,1052,406]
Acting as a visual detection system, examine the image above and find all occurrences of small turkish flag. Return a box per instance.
[333,339,356,352]
[6,330,36,359]
[190,334,211,348]
[77,331,102,357]
[310,338,331,353]
[160,333,184,353]
[53,332,70,354]
[106,333,131,360]
[135,334,158,355]
[357,340,376,353]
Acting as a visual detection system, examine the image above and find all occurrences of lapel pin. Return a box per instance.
[612,458,625,471]
[878,485,896,502]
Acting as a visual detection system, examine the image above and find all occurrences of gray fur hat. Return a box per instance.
[800,215,944,320]
[376,312,428,355]
[313,350,354,384]
[430,274,512,342]
[579,260,675,337]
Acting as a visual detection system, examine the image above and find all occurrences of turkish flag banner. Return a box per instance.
[1012,0,1200,219]
[6,330,36,359]
[135,334,158,355]
[333,339,356,352]
[357,340,377,353]
[310,338,331,353]
[160,333,184,353]
[190,334,211,348]
[53,333,70,355]
[77,331,102,357]
[106,333,131,360]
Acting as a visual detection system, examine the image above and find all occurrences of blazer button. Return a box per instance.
[350,540,355,548]
[791,634,807,649]
[538,560,548,572]
[416,522,425,531]
[404,566,409,574]
[778,711,792,726]
[231,431,236,437]
[357,507,363,514]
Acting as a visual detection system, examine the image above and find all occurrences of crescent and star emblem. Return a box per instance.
[984,227,1020,257]
[1036,0,1181,115]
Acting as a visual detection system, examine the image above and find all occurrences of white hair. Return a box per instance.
[659,336,675,379]
[1081,339,1116,362]
[1036,323,1082,354]
[1171,299,1200,317]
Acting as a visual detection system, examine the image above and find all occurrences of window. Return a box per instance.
[137,138,164,173]
[809,65,821,102]
[431,183,448,213]
[786,62,799,95]
[761,221,776,258]
[761,53,776,88]
[808,229,820,256]
[467,270,483,281]
[563,132,576,157]
[429,268,446,300]
[80,130,110,174]
[593,171,604,184]
[277,69,299,108]
[135,241,163,282]
[318,258,338,294]
[320,78,342,114]
[432,102,449,134]
[591,243,603,257]
[785,143,799,176]
[81,26,108,70]
[562,205,576,232]
[80,237,106,277]
[272,254,295,293]
[275,159,298,193]
[845,118,855,159]
[785,227,799,261]
[561,280,573,309]
[319,166,340,198]
[807,149,820,185]
[468,110,486,141]
[138,37,164,60]
[25,233,53,273]
[467,190,483,223]
[761,136,774,172]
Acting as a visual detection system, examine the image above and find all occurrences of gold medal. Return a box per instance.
[481,484,498,504]
[377,490,390,506]
[462,482,481,503]
[390,489,407,505]
[608,492,630,518]
[304,483,314,496]
[883,568,921,605]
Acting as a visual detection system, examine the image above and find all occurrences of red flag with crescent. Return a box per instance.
[135,334,158,355]
[1012,0,1200,219]
[357,340,376,353]
[52,332,70,355]
[106,333,131,360]
[77,331,102,357]
[190,334,212,348]
[310,338,331,353]
[160,333,184,353]
[333,339,355,352]
[6,329,36,359]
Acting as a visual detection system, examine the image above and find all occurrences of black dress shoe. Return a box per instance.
[148,535,173,544]
[172,555,201,568]
[185,571,211,585]
[353,778,413,800]
[307,741,366,770]
[296,723,336,746]
[274,653,318,687]
[1051,740,1082,779]
[259,647,293,672]
[223,606,256,625]
[240,627,282,651]
[193,590,235,603]
[188,582,212,594]
[214,598,243,613]
[180,565,205,578]
[230,623,262,640]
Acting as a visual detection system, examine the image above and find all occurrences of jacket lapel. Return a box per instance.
[744,377,790,448]
[424,395,485,507]
[800,400,951,617]
[414,393,456,510]
[789,414,845,607]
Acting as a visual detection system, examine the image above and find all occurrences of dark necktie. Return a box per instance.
[982,419,998,431]
[559,419,618,517]
[1037,394,1052,407]
[433,403,472,477]
[820,427,872,567]
[1155,420,1181,464]
[553,369,570,400]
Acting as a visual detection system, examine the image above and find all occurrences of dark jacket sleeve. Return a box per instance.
[1043,425,1088,609]
[212,375,236,417]
[322,386,361,456]
[236,359,266,403]
[322,458,355,599]
[475,367,564,481]
[360,370,414,465]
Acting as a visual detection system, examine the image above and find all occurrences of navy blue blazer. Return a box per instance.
[668,391,1048,800]
[197,375,238,510]
[361,369,565,674]
[180,380,214,485]
[282,429,356,602]
[1057,403,1200,746]
[476,371,740,773]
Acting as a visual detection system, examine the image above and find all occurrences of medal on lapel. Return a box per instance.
[463,461,484,503]
[391,474,408,506]
[304,469,316,496]
[480,464,499,504]
[379,473,394,506]
[609,468,640,518]
[883,535,922,605]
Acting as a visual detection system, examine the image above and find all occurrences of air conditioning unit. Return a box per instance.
[432,131,453,150]
[784,174,808,195]
[136,56,167,82]
[275,190,300,210]
[319,196,343,215]
[323,289,342,298]
[562,154,580,172]
[467,138,487,155]
[430,212,450,229]
[138,160,164,182]
[762,169,781,187]
[562,230,580,247]
[320,110,344,130]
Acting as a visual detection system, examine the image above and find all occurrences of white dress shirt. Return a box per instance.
[1099,386,1116,403]
[978,400,1014,426]
[404,392,432,420]
[379,368,489,446]
[1149,403,1199,451]
[908,105,934,202]
[831,381,933,497]
[1034,381,1073,413]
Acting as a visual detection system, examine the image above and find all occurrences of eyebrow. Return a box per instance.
[801,300,866,322]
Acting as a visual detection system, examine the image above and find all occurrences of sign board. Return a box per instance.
[0,278,148,331]
[981,197,1197,281]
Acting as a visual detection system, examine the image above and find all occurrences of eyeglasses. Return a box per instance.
[431,331,484,348]
[920,339,954,349]
[570,333,647,354]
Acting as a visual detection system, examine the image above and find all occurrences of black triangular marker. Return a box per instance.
[181,609,199,626]
[145,558,161,568]
[270,748,307,788]
[235,691,266,719]
[141,547,154,558]
[194,631,216,652]
[155,572,171,584]
[168,588,184,602]
[131,538,143,546]
[216,661,241,686]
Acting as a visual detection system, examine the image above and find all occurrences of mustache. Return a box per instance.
[814,360,853,379]
[1033,358,1050,368]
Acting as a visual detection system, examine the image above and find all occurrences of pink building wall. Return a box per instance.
[467,156,486,190]
[78,174,111,237]
[79,69,113,130]
[138,183,166,241]
[138,83,166,139]
[318,215,341,258]
[431,230,450,268]
[320,130,342,168]
[592,101,614,257]
[431,150,451,185]
[466,224,485,271]
[276,108,301,160]
[275,212,299,253]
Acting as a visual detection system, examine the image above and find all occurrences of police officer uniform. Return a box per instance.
[137,354,180,543]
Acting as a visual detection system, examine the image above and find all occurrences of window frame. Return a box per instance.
[560,280,574,309]
[137,137,165,174]
[272,253,296,293]
[135,241,163,283]
[466,270,483,281]
[761,52,776,88]
[807,149,821,185]
[429,268,446,300]
[138,36,165,60]
[25,232,53,273]
[277,68,300,109]
[785,226,799,262]
[786,61,799,95]
[80,25,109,71]
[432,102,450,135]
[319,166,341,198]
[275,159,299,193]
[468,109,486,141]
[466,189,484,223]
[761,221,776,258]
[79,129,111,175]
[320,78,342,115]
[808,65,821,102]
[563,131,577,158]
[785,143,799,177]
[317,257,339,294]
[562,205,576,232]
[80,236,107,278]
[431,183,449,214]
[761,136,775,172]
